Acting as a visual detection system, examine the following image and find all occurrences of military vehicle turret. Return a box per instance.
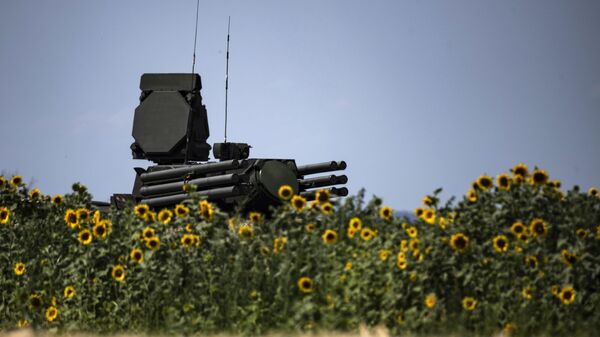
[106,73,347,211]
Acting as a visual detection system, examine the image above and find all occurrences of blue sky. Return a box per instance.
[1,0,599,210]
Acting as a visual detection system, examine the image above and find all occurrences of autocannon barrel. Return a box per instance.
[296,161,346,176]
[298,174,348,189]
[141,185,246,208]
[140,173,241,197]
[300,186,349,199]
[140,160,244,184]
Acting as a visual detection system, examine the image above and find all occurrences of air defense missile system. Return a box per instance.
[107,73,347,211]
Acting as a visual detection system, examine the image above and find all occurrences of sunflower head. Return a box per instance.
[297,276,314,293]
[450,233,469,253]
[181,234,196,248]
[378,249,391,261]
[406,227,418,238]
[278,185,293,201]
[29,188,42,199]
[45,306,59,322]
[290,195,307,212]
[248,211,261,223]
[379,206,393,220]
[424,293,436,309]
[320,202,334,215]
[174,204,190,218]
[348,217,362,231]
[0,207,11,224]
[529,218,548,237]
[10,175,23,187]
[111,265,126,282]
[559,287,576,305]
[238,224,254,240]
[158,209,173,225]
[396,256,407,270]
[512,163,529,178]
[314,188,330,204]
[305,223,316,233]
[322,229,338,245]
[78,229,93,245]
[467,189,477,203]
[273,237,288,254]
[521,286,533,300]
[360,228,376,241]
[422,196,433,207]
[29,294,43,310]
[576,228,588,239]
[198,200,215,222]
[0,176,5,189]
[561,249,578,267]
[511,222,525,236]
[462,296,477,311]
[415,207,424,218]
[63,286,76,299]
[51,194,64,206]
[525,255,538,269]
[531,169,549,186]
[130,248,144,264]
[422,209,435,225]
[492,235,509,253]
[589,187,599,198]
[14,262,25,276]
[64,209,79,229]
[496,173,511,190]
[142,226,156,240]
[145,236,161,250]
[93,222,108,239]
[476,175,493,191]
[134,203,150,220]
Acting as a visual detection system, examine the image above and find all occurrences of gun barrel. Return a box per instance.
[297,161,346,176]
[140,173,241,197]
[298,174,348,189]
[301,186,348,199]
[141,185,246,208]
[140,159,244,184]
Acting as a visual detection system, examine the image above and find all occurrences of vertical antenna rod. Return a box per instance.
[224,16,231,143]
[184,0,201,164]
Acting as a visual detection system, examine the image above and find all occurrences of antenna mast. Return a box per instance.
[224,16,231,143]
[184,0,201,164]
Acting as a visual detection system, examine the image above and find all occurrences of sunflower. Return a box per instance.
[400,240,408,252]
[589,187,599,198]
[379,206,393,220]
[181,234,195,248]
[576,228,588,239]
[273,237,288,254]
[322,229,338,245]
[14,262,25,276]
[145,236,160,250]
[531,169,549,186]
[51,194,64,206]
[422,196,433,206]
[517,233,530,244]
[344,261,353,271]
[525,255,538,269]
[157,209,173,225]
[314,188,330,204]
[248,211,261,223]
[529,218,548,237]
[492,235,509,253]
[185,223,194,233]
[130,248,144,264]
[297,276,314,293]
[142,226,156,240]
[422,209,435,225]
[415,207,424,218]
[320,202,333,215]
[348,217,362,231]
[521,286,533,300]
[0,207,10,224]
[134,203,150,220]
[17,319,28,328]
[596,226,600,239]
[462,297,477,311]
[511,222,525,236]
[45,306,59,322]
[513,175,524,184]
[64,209,79,229]
[78,229,93,245]
[238,224,254,239]
[111,265,126,282]
[29,188,42,199]
[360,228,376,241]
[560,249,578,267]
[467,189,477,203]
[476,175,493,191]
[278,185,293,200]
[63,286,76,299]
[291,195,307,212]
[30,294,43,310]
[305,223,316,233]
[10,175,23,187]
[424,293,437,309]
[551,285,560,297]
[512,163,529,178]
[0,176,5,189]
[559,287,576,305]
[496,173,511,190]
[396,255,407,270]
[174,204,190,218]
[198,200,215,221]
[259,246,270,257]
[406,227,418,238]
[549,180,561,189]
[93,222,108,240]
[450,233,469,252]
[378,249,391,261]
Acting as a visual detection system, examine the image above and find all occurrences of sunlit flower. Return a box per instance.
[181,234,196,248]
[576,228,588,239]
[174,204,190,218]
[64,209,79,229]
[415,207,424,218]
[51,194,64,206]
[29,188,42,199]
[348,217,362,231]
[30,294,43,310]
[531,169,549,186]
[422,209,435,225]
[512,163,529,178]
[17,319,28,328]
[45,306,59,322]
[305,223,316,233]
[0,207,11,225]
[315,188,330,204]
[450,233,469,253]
[93,222,109,240]
[297,276,314,293]
[145,236,160,250]
[521,286,533,300]
[438,217,447,230]
[78,229,93,245]
[396,255,407,270]
[249,211,261,223]
[551,285,560,297]
[158,208,173,225]
[198,200,215,222]
[259,246,270,257]
[422,196,433,206]
[111,264,126,282]
[462,296,477,311]
[529,218,548,237]
[511,222,525,236]
[63,286,76,299]
[344,261,353,271]
[476,175,493,191]
[134,203,150,220]
[10,175,23,187]
[497,173,511,190]
[561,249,578,267]
[424,293,436,309]
[273,237,288,254]
[291,195,307,212]
[589,187,599,198]
[379,206,393,220]
[238,224,254,239]
[0,176,5,189]
[379,249,391,261]
[360,228,376,241]
[142,227,156,240]
[492,235,509,253]
[322,229,338,245]
[278,185,293,200]
[406,226,418,238]
[130,248,144,264]
[14,262,25,276]
[559,287,576,305]
[321,202,334,215]
[525,255,538,269]
[467,189,477,203]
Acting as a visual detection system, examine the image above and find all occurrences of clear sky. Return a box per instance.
[1,0,599,210]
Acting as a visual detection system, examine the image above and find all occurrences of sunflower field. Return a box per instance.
[1,164,599,336]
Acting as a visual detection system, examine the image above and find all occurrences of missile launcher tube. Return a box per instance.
[298,174,348,189]
[296,161,346,176]
[140,173,241,197]
[141,185,245,208]
[300,186,348,199]
[140,159,243,184]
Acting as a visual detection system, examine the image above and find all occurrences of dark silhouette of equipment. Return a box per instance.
[108,73,347,210]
